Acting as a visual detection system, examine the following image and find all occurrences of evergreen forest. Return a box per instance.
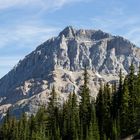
[0,64,140,140]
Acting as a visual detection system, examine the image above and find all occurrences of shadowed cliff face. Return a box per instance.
[0,26,140,119]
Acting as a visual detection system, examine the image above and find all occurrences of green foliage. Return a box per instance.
[96,83,105,139]
[119,78,130,137]
[79,67,91,140]
[0,66,140,140]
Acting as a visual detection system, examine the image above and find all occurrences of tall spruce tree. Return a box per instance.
[79,67,91,140]
[71,92,79,140]
[62,92,79,140]
[103,83,112,139]
[47,86,61,140]
[136,67,140,130]
[96,82,105,140]
[88,100,100,140]
[120,78,130,138]
[112,69,123,119]
[35,107,47,140]
[128,64,137,134]
[111,119,120,140]
[18,113,29,140]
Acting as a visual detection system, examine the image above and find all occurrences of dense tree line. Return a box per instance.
[0,64,140,140]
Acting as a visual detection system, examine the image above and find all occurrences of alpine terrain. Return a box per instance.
[0,26,140,119]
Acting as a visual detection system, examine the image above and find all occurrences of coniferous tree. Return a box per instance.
[70,92,79,140]
[120,78,130,138]
[0,110,14,140]
[1,66,140,140]
[118,69,123,110]
[29,114,38,140]
[96,83,105,140]
[17,113,29,140]
[136,67,140,130]
[35,107,47,140]
[112,69,123,120]
[47,86,61,140]
[128,64,137,134]
[79,67,91,140]
[103,83,112,139]
[111,119,120,140]
[88,100,100,140]
[62,92,79,140]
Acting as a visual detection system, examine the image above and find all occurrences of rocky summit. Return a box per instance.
[0,26,140,119]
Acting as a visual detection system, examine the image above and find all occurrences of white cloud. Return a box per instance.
[91,14,140,46]
[124,28,140,46]
[91,16,139,32]
[0,0,85,10]
[0,23,60,78]
[0,0,30,9]
[0,23,59,78]
[0,24,59,49]
[0,0,89,78]
[0,0,86,48]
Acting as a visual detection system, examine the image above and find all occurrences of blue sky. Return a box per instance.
[0,0,140,78]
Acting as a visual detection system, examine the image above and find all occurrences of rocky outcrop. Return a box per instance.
[0,26,140,119]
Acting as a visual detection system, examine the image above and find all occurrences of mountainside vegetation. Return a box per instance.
[0,64,140,140]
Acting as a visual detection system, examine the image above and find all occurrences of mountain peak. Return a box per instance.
[0,26,140,120]
[59,26,113,41]
[59,26,76,38]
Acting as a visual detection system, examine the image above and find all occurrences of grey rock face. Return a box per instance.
[0,26,140,118]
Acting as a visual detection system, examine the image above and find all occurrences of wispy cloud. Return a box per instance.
[124,28,140,46]
[1,0,140,78]
[0,23,59,49]
[0,0,88,78]
[90,5,140,46]
[0,22,60,77]
[0,0,24,9]
[0,0,85,49]
[0,0,85,11]
[91,16,139,32]
[0,21,60,78]
[0,0,88,49]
